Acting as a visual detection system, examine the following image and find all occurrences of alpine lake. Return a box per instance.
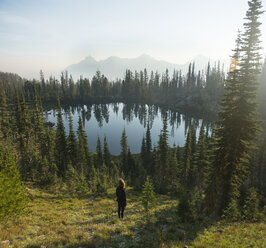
[45,103,212,155]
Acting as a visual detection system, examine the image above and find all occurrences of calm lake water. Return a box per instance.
[45,103,209,155]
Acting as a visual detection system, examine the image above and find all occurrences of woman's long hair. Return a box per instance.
[118,178,125,188]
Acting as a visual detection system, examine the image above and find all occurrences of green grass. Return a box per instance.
[190,222,266,248]
[0,186,265,248]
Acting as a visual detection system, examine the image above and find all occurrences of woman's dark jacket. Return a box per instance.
[116,186,126,207]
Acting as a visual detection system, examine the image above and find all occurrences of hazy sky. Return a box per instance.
[0,0,266,79]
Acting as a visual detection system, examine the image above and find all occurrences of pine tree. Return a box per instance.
[17,93,32,180]
[120,128,128,175]
[0,147,28,221]
[256,133,266,195]
[103,135,111,170]
[32,83,42,137]
[140,136,146,165]
[99,163,109,193]
[243,187,261,221]
[110,161,120,186]
[77,115,90,176]
[14,92,22,137]
[142,176,156,212]
[259,57,266,119]
[32,83,46,158]
[204,0,264,215]
[156,116,169,193]
[204,32,243,214]
[88,165,99,194]
[182,125,193,188]
[55,98,68,177]
[65,162,80,195]
[222,198,241,222]
[127,148,136,184]
[168,145,180,195]
[38,157,57,186]
[19,93,31,144]
[193,122,209,191]
[0,86,9,139]
[177,191,193,222]
[145,124,152,173]
[68,113,79,173]
[95,136,103,169]
[44,128,54,163]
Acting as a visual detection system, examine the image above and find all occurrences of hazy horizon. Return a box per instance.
[65,53,225,81]
[1,53,222,80]
[0,0,265,79]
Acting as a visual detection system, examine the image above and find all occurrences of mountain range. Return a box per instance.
[66,54,217,80]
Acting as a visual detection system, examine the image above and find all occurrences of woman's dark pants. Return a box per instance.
[118,204,125,219]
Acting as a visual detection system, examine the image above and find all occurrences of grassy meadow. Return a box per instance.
[0,186,265,248]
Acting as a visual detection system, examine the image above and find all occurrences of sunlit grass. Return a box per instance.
[0,186,265,248]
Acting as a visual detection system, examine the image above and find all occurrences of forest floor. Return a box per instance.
[0,186,265,248]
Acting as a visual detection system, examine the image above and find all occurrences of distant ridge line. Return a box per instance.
[66,54,218,80]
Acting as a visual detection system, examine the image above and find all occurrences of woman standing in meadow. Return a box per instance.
[116,178,127,219]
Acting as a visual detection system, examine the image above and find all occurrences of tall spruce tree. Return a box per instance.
[142,176,156,212]
[193,122,209,191]
[17,93,32,180]
[127,148,136,184]
[259,57,266,120]
[157,116,169,193]
[0,86,9,139]
[68,113,79,173]
[14,92,22,137]
[168,144,180,195]
[19,93,31,144]
[182,125,193,188]
[255,132,266,195]
[55,98,68,177]
[0,147,28,221]
[103,135,111,170]
[140,136,146,166]
[120,128,128,175]
[32,83,46,158]
[95,136,103,169]
[145,124,152,173]
[77,115,90,176]
[204,0,264,215]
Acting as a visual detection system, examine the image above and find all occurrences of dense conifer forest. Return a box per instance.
[0,0,266,247]
[0,59,226,116]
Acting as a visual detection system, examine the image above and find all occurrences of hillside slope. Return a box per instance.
[0,187,265,248]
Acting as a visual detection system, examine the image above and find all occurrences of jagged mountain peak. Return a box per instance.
[66,54,214,80]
